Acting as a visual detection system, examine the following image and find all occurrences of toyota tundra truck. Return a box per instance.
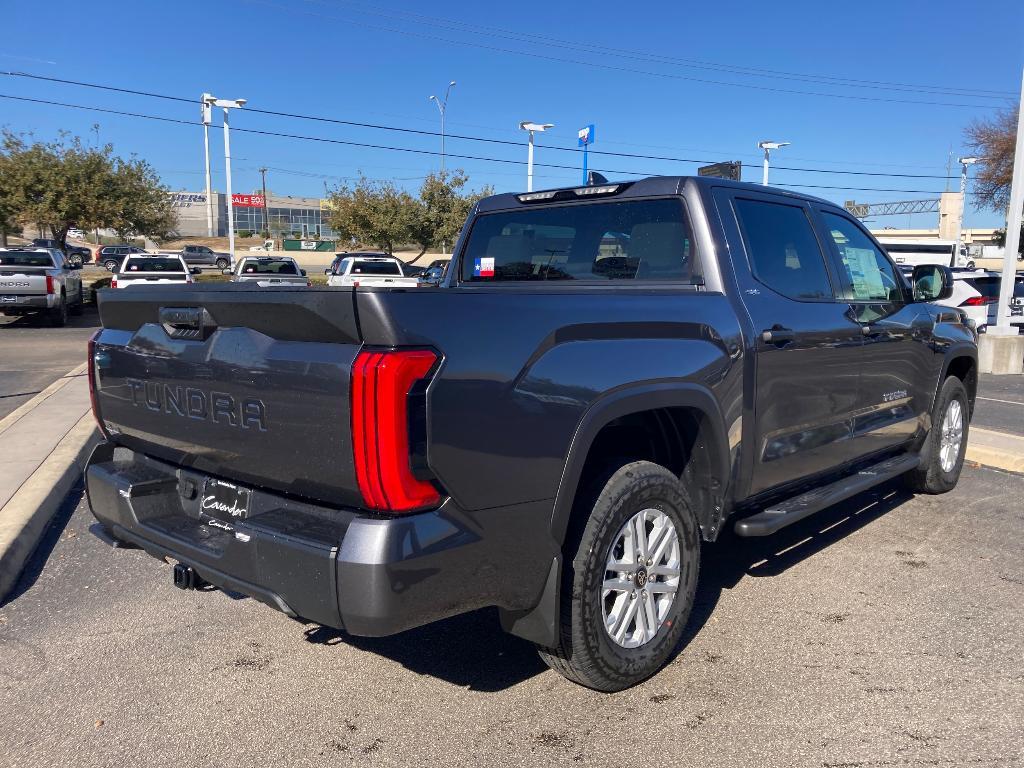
[85,177,978,691]
[0,247,85,326]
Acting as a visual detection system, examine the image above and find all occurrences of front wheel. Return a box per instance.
[906,376,969,494]
[537,461,700,691]
[215,258,229,270]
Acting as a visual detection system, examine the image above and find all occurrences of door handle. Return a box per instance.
[761,327,795,344]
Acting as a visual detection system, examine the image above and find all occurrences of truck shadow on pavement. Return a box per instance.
[304,480,913,693]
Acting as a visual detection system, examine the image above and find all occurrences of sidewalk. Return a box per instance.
[0,364,99,601]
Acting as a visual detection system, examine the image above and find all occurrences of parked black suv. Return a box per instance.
[86,176,977,690]
[97,245,147,271]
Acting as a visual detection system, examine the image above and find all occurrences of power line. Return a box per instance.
[317,0,1015,99]
[0,71,958,180]
[243,0,1007,109]
[0,92,951,196]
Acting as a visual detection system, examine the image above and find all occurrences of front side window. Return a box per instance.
[734,198,833,301]
[460,198,697,282]
[821,212,903,303]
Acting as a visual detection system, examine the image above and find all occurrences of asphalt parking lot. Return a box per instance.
[1,466,1021,767]
[0,306,100,419]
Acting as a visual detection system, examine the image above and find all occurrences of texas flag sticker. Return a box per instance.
[473,257,495,277]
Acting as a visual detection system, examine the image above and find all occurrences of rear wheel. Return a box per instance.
[48,292,67,327]
[69,285,84,315]
[103,259,118,272]
[906,376,969,494]
[536,461,700,691]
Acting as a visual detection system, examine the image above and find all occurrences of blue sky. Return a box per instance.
[3,0,1022,228]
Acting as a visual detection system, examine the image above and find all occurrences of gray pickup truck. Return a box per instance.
[0,248,84,326]
[226,256,308,286]
[86,176,977,690]
[163,245,232,270]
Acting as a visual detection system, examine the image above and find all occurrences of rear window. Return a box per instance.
[352,260,401,276]
[0,251,56,267]
[460,198,697,282]
[240,259,298,275]
[123,257,185,273]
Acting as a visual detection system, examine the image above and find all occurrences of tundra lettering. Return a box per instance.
[87,176,977,691]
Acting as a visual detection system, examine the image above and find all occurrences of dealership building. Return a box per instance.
[170,191,335,239]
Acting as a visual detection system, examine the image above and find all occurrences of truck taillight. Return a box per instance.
[110,276,118,289]
[960,296,996,306]
[87,330,110,439]
[351,349,440,513]
[45,275,55,294]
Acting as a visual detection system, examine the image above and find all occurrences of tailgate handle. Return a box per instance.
[159,306,216,340]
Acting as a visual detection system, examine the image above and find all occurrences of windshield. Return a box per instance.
[460,198,697,282]
[239,259,299,275]
[0,251,56,267]
[352,261,401,275]
[123,257,186,273]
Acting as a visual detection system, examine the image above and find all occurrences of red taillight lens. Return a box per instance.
[45,275,55,294]
[87,330,110,439]
[110,276,118,288]
[351,349,440,513]
[960,296,996,306]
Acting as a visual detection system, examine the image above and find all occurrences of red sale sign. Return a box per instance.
[231,193,265,207]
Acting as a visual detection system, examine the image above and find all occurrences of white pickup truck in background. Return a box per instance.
[0,247,84,326]
[325,255,420,288]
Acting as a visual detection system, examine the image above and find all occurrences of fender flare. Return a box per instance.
[933,344,978,411]
[500,382,731,647]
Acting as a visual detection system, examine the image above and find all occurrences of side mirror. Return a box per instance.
[222,268,233,276]
[324,268,332,275]
[300,269,307,276]
[911,264,954,302]
[190,267,202,275]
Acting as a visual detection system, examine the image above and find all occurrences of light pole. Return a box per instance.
[205,95,247,266]
[757,140,790,186]
[200,93,214,237]
[428,81,456,177]
[519,121,554,192]
[953,156,979,268]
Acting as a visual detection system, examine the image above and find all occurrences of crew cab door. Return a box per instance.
[813,208,939,456]
[715,189,865,497]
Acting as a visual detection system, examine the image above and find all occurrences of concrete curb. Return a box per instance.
[965,427,1024,474]
[0,413,99,603]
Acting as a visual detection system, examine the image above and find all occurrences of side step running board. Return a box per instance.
[734,454,920,537]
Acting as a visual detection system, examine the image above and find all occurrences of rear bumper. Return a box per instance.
[85,442,556,636]
[0,295,52,311]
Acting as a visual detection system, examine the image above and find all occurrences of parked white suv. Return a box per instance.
[112,255,196,289]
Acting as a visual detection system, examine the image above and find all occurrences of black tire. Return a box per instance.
[906,376,969,494]
[48,293,67,327]
[537,461,700,691]
[103,259,118,272]
[215,258,229,270]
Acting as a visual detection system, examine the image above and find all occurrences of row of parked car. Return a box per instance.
[899,265,1024,333]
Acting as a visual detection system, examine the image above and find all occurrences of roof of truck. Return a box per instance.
[476,175,838,213]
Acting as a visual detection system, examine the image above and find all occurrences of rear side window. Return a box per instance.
[733,198,832,301]
[460,198,697,282]
[352,261,401,275]
[123,257,186,273]
[241,259,298,274]
[0,251,55,267]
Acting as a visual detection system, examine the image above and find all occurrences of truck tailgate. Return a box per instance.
[0,268,48,295]
[94,284,364,507]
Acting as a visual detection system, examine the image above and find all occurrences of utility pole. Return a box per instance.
[992,68,1024,335]
[201,93,214,237]
[259,167,270,241]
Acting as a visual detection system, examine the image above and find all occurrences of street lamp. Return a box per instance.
[205,95,247,266]
[519,121,554,192]
[757,140,790,186]
[200,93,214,237]
[428,81,456,177]
[954,156,979,268]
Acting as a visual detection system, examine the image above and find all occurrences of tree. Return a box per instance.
[409,170,492,262]
[964,105,1018,212]
[0,152,18,247]
[326,176,420,254]
[0,130,174,246]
